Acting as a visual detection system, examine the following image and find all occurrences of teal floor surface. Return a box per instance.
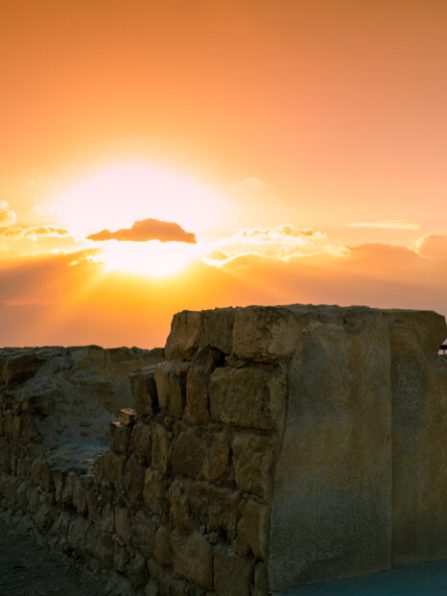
[280,560,447,595]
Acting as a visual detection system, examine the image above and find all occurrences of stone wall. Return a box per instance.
[1,305,447,595]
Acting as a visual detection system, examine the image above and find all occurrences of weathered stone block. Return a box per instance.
[128,550,147,587]
[165,310,203,360]
[93,531,114,568]
[68,516,91,558]
[143,468,167,514]
[151,424,170,474]
[154,525,171,567]
[232,307,301,361]
[114,542,129,573]
[186,481,210,527]
[209,366,286,431]
[110,420,131,455]
[236,499,269,558]
[131,422,152,464]
[170,529,212,588]
[123,454,144,503]
[93,451,125,487]
[169,479,193,533]
[208,486,240,541]
[171,429,229,482]
[3,412,22,440]
[115,506,132,545]
[31,458,51,492]
[232,434,274,500]
[213,546,252,596]
[132,511,157,555]
[184,367,210,424]
[130,367,159,416]
[119,407,137,426]
[154,362,189,419]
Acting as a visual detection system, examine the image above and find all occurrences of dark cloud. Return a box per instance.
[88,218,196,244]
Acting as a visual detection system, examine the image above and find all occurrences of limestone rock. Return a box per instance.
[151,424,170,474]
[130,422,152,464]
[236,499,269,558]
[170,529,212,588]
[129,367,159,416]
[213,546,252,596]
[170,428,229,482]
[154,362,189,419]
[209,366,286,431]
[154,525,171,567]
[184,366,210,424]
[232,434,274,500]
[143,468,167,514]
[2,352,44,388]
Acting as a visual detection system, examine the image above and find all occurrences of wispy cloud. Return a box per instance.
[345,220,420,231]
[0,225,70,239]
[213,224,347,262]
[238,177,267,191]
[88,218,196,244]
[0,200,17,228]
[416,234,447,258]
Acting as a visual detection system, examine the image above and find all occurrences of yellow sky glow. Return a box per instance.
[1,1,447,346]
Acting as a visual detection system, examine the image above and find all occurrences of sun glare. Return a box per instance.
[99,241,200,278]
[49,162,227,237]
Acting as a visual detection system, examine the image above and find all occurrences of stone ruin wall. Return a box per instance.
[1,305,447,595]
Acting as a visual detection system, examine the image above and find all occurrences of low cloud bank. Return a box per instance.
[1,229,447,347]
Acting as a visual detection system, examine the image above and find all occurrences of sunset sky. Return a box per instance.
[1,0,447,347]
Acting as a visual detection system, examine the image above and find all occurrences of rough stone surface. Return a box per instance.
[209,366,286,431]
[1,305,447,596]
[214,546,252,596]
[170,529,212,588]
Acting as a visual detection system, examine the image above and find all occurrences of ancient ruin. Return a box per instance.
[1,304,447,595]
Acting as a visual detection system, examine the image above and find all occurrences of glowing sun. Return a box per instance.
[99,241,201,278]
[49,162,227,236]
[47,161,225,278]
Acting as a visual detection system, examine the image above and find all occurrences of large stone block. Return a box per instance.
[232,306,301,361]
[151,424,170,474]
[232,434,274,500]
[154,362,189,419]
[213,546,252,596]
[184,366,210,424]
[129,367,159,416]
[236,499,269,558]
[130,422,152,464]
[209,366,286,431]
[170,529,212,588]
[123,454,144,503]
[143,468,167,514]
[171,428,229,481]
[165,309,234,360]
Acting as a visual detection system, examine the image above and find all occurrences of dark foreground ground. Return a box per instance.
[281,560,447,595]
[0,522,105,596]
[2,517,447,596]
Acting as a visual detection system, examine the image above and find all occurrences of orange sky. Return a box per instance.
[1,1,447,347]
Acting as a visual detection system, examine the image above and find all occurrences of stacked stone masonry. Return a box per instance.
[1,305,447,594]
